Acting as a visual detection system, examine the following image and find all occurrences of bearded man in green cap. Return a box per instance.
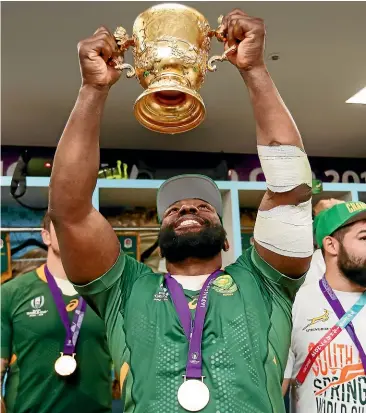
[283,201,366,413]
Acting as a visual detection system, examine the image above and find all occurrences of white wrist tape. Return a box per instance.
[258,145,312,193]
[254,199,313,258]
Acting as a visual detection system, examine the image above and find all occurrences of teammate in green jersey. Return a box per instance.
[48,8,314,413]
[1,213,113,413]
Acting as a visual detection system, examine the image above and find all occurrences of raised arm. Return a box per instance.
[49,27,123,284]
[222,10,313,277]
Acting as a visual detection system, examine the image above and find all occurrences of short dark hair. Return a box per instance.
[321,223,352,257]
[321,223,353,256]
[42,212,52,232]
[332,223,352,244]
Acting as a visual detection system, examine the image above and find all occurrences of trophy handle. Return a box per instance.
[113,27,136,78]
[208,15,226,42]
[207,15,237,72]
[207,45,237,72]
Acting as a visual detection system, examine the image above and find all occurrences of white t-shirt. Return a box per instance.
[54,275,78,296]
[284,282,366,413]
[303,249,326,287]
[171,274,210,291]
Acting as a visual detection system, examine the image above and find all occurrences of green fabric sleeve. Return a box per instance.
[250,247,305,301]
[1,283,13,360]
[73,249,155,316]
[72,250,154,371]
[232,247,305,388]
[233,246,305,303]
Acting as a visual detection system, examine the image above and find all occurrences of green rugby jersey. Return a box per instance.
[1,266,113,413]
[75,247,304,413]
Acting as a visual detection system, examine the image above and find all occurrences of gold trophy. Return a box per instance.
[113,3,236,134]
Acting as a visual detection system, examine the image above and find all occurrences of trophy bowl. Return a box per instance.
[114,3,235,134]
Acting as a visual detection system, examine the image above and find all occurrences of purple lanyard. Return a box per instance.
[319,276,366,371]
[45,266,87,355]
[164,269,223,379]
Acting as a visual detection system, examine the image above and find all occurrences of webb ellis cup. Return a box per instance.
[113,3,236,134]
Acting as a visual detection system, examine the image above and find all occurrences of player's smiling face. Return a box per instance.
[158,198,228,263]
[161,198,221,234]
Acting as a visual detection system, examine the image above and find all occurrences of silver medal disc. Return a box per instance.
[54,354,77,376]
[177,379,210,412]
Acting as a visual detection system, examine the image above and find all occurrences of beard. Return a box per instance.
[158,223,227,263]
[338,243,366,288]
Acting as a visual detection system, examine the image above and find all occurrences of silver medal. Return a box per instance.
[54,353,77,376]
[177,379,210,412]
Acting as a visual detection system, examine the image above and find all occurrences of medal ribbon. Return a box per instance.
[165,269,223,379]
[45,266,87,355]
[296,282,366,385]
[319,276,366,371]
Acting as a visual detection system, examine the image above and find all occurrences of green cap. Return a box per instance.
[156,174,223,222]
[314,201,366,248]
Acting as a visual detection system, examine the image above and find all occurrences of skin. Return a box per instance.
[313,198,345,216]
[282,378,290,396]
[161,198,229,276]
[323,220,366,293]
[41,222,68,280]
[49,9,312,284]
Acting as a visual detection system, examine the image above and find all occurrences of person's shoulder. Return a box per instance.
[292,281,322,313]
[124,254,157,279]
[295,281,320,299]
[225,247,254,272]
[1,270,43,311]
[2,270,44,294]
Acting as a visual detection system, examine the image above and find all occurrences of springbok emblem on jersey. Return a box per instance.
[303,309,330,330]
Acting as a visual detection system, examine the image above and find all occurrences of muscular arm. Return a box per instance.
[241,66,304,148]
[49,85,120,284]
[221,10,312,277]
[242,67,312,276]
[282,378,291,396]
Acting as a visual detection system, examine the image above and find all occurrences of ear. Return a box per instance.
[223,239,230,252]
[41,229,51,247]
[322,236,339,257]
[158,247,164,258]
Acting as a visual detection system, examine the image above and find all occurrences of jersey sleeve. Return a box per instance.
[1,283,13,360]
[72,250,154,370]
[250,246,305,301]
[229,247,304,382]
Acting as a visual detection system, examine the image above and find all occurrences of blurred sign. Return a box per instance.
[2,147,365,184]
[241,232,254,252]
[116,232,141,261]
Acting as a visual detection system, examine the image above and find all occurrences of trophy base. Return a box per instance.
[134,84,206,134]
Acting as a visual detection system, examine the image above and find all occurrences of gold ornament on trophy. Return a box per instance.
[113,3,236,134]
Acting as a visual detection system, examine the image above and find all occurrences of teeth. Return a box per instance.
[177,220,200,227]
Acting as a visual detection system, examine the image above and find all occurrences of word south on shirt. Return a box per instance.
[285,283,366,413]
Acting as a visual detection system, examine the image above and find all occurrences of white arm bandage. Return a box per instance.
[254,145,313,258]
[254,200,313,258]
[257,145,312,192]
